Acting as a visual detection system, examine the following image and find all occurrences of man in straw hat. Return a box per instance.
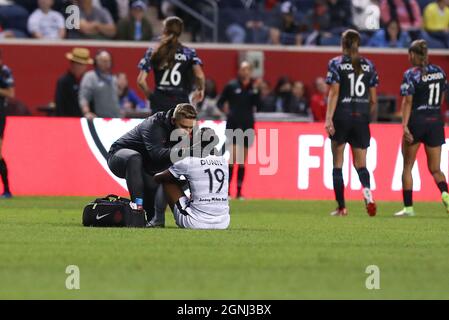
[55,48,93,117]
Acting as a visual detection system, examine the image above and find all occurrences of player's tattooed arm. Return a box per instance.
[325,83,339,136]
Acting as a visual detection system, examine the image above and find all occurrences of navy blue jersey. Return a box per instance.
[400,64,448,123]
[138,45,203,96]
[0,64,14,110]
[326,55,379,122]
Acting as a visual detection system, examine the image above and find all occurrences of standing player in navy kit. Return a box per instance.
[137,16,205,114]
[325,30,379,217]
[136,16,205,227]
[395,40,449,217]
[0,50,14,199]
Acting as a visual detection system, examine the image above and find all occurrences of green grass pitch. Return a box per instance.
[1,197,449,299]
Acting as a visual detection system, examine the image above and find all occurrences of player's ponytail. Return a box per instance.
[150,16,184,70]
[409,39,429,75]
[342,29,362,75]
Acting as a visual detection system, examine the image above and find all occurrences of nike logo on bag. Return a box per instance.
[96,213,112,220]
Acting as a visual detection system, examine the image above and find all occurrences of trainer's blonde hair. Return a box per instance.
[173,103,197,121]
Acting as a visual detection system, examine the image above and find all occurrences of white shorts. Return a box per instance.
[173,207,230,230]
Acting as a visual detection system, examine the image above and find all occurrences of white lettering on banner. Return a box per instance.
[391,144,421,191]
[298,135,323,190]
[299,135,377,190]
[256,129,279,176]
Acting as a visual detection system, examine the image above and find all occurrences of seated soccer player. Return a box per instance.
[154,128,230,230]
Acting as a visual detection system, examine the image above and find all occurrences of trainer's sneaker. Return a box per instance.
[0,192,12,199]
[330,208,348,216]
[145,221,165,228]
[394,207,415,217]
[363,188,377,217]
[442,192,449,214]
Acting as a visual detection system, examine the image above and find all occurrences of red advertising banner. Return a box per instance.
[2,117,448,201]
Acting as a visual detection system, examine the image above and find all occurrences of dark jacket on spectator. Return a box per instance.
[55,71,82,117]
[116,16,153,41]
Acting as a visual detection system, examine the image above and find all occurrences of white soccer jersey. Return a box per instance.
[169,155,230,229]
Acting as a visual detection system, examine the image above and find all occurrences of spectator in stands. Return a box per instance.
[258,80,277,112]
[197,78,225,120]
[352,0,381,32]
[117,72,146,112]
[318,0,353,45]
[98,0,120,22]
[423,0,449,48]
[274,76,293,112]
[116,0,153,41]
[303,0,331,45]
[289,81,310,116]
[27,0,66,39]
[245,19,270,44]
[116,0,130,20]
[0,19,15,38]
[79,50,121,119]
[380,0,422,31]
[367,19,411,47]
[55,48,93,117]
[68,0,116,39]
[269,1,302,45]
[327,0,353,31]
[310,77,328,121]
[0,2,29,37]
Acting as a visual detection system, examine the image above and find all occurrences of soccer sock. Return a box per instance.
[237,165,245,197]
[403,190,413,208]
[333,168,345,209]
[356,167,371,189]
[152,185,166,224]
[125,155,144,201]
[437,181,448,194]
[0,159,10,193]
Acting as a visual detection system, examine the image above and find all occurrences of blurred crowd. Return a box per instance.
[0,0,448,48]
[51,47,328,121]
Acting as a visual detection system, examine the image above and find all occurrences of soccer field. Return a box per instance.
[1,197,449,300]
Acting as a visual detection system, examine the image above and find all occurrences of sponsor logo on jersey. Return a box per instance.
[175,53,188,61]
